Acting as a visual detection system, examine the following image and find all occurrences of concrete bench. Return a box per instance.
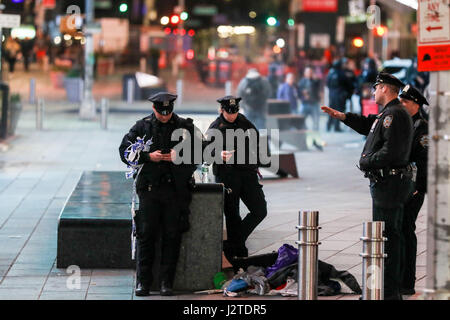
[57,171,224,291]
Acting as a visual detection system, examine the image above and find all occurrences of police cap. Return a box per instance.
[217,95,241,113]
[399,84,429,106]
[373,72,405,90]
[148,92,177,115]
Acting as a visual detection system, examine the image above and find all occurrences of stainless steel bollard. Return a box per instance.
[36,98,44,130]
[360,221,387,300]
[127,78,134,104]
[100,98,109,130]
[225,80,232,96]
[29,78,36,105]
[296,210,321,300]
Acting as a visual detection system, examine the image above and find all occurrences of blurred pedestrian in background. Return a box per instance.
[298,67,321,131]
[357,57,379,111]
[277,72,299,114]
[237,68,272,129]
[35,31,49,72]
[406,57,429,94]
[20,37,34,72]
[326,58,354,132]
[267,64,279,99]
[4,37,21,73]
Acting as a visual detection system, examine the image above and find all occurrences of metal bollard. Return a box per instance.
[360,221,387,300]
[29,78,36,105]
[225,80,232,96]
[100,98,109,130]
[296,210,321,300]
[176,79,183,108]
[127,78,134,104]
[36,98,44,130]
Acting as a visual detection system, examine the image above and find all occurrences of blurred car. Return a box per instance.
[381,58,413,83]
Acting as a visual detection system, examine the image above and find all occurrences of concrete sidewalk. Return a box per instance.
[0,101,427,300]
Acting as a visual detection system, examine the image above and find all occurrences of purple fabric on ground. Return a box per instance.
[265,244,298,278]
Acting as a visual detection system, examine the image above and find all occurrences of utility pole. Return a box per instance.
[425,70,450,300]
[79,0,96,120]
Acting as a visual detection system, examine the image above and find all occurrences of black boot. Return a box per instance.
[160,281,174,296]
[135,283,150,296]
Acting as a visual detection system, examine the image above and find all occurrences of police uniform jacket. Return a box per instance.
[343,98,413,171]
[410,112,428,193]
[206,113,268,175]
[119,112,198,204]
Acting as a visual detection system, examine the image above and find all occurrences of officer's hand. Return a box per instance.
[221,150,235,162]
[149,150,164,162]
[321,106,346,121]
[161,149,176,162]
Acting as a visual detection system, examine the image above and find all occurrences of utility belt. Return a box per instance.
[362,164,416,182]
[159,173,174,185]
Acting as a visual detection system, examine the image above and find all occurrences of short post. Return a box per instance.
[296,210,321,300]
[100,98,109,130]
[29,78,36,105]
[176,79,183,108]
[127,78,134,104]
[225,80,232,96]
[360,221,386,300]
[36,98,44,130]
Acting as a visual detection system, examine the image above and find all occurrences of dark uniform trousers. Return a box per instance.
[135,182,182,287]
[217,168,267,249]
[401,190,425,290]
[369,174,413,297]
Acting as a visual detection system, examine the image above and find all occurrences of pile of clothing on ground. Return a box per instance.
[216,244,362,297]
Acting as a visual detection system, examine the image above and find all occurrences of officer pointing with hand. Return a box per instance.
[321,72,414,300]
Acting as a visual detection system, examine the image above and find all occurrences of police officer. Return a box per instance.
[398,85,429,295]
[119,92,198,297]
[322,72,414,300]
[205,96,268,261]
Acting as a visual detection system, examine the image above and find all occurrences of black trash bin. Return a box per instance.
[0,82,10,140]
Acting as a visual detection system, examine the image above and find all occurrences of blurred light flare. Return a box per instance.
[160,16,169,25]
[352,37,364,48]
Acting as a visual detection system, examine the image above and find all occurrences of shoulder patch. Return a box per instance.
[383,115,393,128]
[419,135,429,148]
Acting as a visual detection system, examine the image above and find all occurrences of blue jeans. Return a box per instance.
[301,102,320,131]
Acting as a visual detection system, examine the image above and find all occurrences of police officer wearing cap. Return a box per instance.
[322,72,414,300]
[205,96,268,261]
[119,92,199,297]
[398,84,429,295]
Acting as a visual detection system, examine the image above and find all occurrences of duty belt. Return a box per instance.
[362,165,414,181]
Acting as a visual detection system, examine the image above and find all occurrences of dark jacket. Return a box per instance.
[343,98,413,170]
[326,61,355,110]
[119,112,200,204]
[410,111,428,193]
[206,113,269,176]
[298,77,321,104]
